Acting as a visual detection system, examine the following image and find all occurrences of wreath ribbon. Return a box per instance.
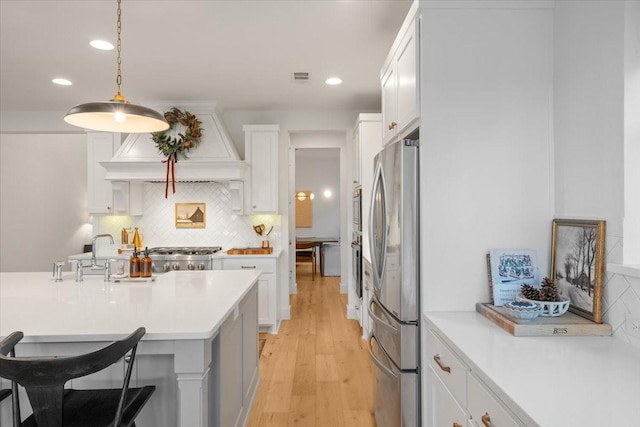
[164,152,178,199]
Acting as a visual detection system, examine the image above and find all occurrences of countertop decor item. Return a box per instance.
[516,294,571,317]
[152,107,203,198]
[476,303,612,336]
[63,0,168,133]
[550,218,606,323]
[502,301,540,321]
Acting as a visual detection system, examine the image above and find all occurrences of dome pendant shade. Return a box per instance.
[64,100,169,133]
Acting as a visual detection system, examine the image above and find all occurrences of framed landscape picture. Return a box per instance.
[550,219,606,323]
[175,202,206,228]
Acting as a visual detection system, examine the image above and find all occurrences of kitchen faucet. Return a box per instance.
[91,234,115,269]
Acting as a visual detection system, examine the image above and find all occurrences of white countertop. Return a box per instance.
[0,270,260,343]
[425,311,640,427]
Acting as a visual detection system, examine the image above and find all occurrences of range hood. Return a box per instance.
[101,107,248,182]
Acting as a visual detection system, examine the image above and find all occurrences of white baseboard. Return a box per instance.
[280,306,290,321]
[346,303,359,320]
[340,281,348,294]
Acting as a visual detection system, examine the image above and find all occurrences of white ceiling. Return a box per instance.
[0,0,412,114]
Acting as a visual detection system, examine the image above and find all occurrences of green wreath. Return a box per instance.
[151,107,203,160]
[151,108,203,198]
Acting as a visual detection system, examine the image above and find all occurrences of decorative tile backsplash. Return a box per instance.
[602,234,640,348]
[94,182,281,250]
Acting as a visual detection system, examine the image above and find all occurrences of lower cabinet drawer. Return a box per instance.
[467,373,522,427]
[427,366,467,427]
[223,258,275,273]
[427,330,468,408]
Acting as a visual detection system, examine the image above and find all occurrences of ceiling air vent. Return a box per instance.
[292,72,310,83]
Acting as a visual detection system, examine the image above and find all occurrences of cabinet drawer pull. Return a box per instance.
[481,412,491,427]
[433,354,451,373]
[387,121,398,130]
[453,423,463,427]
[241,265,257,269]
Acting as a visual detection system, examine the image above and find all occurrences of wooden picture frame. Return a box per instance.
[175,202,206,228]
[550,219,606,323]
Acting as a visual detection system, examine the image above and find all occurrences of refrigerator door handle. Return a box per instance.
[369,160,387,289]
[368,335,398,379]
[368,298,398,334]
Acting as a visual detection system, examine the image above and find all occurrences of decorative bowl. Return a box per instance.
[516,294,570,317]
[503,301,541,321]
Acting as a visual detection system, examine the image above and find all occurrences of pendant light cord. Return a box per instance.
[114,0,124,101]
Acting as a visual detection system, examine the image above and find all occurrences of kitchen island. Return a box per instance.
[0,270,261,427]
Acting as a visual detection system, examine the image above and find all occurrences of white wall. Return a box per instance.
[295,151,341,239]
[0,133,90,271]
[419,5,554,311]
[554,0,640,346]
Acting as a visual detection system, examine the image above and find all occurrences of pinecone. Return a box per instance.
[538,277,559,302]
[520,283,540,300]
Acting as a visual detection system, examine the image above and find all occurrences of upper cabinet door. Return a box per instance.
[87,132,120,214]
[244,125,280,214]
[380,9,420,146]
[396,24,418,133]
[381,66,398,144]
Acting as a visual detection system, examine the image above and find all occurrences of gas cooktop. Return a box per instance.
[147,247,222,256]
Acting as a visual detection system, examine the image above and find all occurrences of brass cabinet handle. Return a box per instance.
[387,121,398,130]
[433,354,451,373]
[453,423,463,427]
[481,412,491,427]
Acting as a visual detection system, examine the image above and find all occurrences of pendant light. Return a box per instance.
[64,0,168,133]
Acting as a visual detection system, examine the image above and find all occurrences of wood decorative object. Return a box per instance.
[295,190,313,228]
[226,248,274,255]
[476,303,612,337]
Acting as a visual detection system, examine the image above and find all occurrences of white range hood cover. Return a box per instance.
[101,106,248,182]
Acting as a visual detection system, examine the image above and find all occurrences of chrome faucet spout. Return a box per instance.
[91,234,115,268]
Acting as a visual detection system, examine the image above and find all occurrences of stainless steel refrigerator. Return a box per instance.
[367,138,419,427]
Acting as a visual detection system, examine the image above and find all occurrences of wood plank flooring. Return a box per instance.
[247,264,376,427]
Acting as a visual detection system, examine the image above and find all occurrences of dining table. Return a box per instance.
[295,237,340,276]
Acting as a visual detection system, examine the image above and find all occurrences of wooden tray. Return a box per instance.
[476,303,612,336]
[226,247,273,255]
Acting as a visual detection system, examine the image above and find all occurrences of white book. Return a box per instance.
[488,249,540,306]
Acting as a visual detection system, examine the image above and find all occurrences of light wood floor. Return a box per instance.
[247,263,376,427]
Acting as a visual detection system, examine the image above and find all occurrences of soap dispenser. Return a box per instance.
[129,248,141,278]
[141,247,152,278]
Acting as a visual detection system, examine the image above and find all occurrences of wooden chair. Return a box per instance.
[296,241,317,280]
[0,327,155,427]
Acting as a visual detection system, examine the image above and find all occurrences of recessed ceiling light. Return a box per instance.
[325,77,342,86]
[52,78,72,86]
[90,40,114,50]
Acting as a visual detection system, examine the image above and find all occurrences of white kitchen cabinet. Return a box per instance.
[218,283,258,427]
[380,4,419,145]
[87,132,143,215]
[426,328,524,427]
[222,257,278,334]
[427,366,467,427]
[244,125,279,213]
[354,113,381,236]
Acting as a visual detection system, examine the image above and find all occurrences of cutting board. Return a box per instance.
[476,303,612,337]
[226,247,273,255]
